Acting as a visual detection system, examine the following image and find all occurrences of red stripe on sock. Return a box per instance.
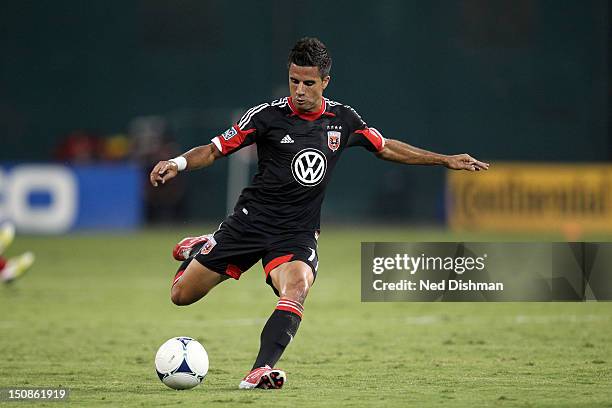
[276,305,303,318]
[276,297,304,318]
[278,298,304,311]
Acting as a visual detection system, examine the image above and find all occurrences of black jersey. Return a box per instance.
[211,97,385,233]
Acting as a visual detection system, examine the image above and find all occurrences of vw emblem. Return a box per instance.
[291,148,327,187]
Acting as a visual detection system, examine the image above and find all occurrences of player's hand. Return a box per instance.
[444,154,490,171]
[149,161,179,187]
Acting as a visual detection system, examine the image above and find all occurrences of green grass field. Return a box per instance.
[1,227,611,407]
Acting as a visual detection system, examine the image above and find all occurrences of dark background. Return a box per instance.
[1,0,609,223]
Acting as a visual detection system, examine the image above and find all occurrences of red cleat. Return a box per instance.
[172,235,213,261]
[238,365,286,389]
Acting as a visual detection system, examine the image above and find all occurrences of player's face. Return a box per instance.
[288,63,330,113]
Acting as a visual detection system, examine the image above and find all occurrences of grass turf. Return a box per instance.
[0,227,610,407]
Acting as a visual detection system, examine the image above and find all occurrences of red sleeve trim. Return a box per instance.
[354,127,385,152]
[212,125,256,155]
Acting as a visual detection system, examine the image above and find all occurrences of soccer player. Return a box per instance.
[0,222,35,284]
[150,37,489,389]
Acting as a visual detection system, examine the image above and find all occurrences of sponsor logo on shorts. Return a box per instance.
[199,236,217,255]
[222,127,238,141]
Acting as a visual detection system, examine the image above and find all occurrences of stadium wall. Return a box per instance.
[1,1,608,224]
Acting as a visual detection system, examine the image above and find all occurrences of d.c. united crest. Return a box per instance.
[199,236,217,255]
[327,131,341,152]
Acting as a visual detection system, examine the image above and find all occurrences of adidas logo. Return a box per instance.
[280,134,294,144]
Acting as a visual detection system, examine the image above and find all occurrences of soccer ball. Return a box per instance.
[155,337,209,390]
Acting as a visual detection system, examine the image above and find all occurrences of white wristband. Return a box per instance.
[169,156,187,171]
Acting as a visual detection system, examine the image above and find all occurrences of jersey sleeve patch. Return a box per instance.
[353,127,385,152]
[211,124,256,155]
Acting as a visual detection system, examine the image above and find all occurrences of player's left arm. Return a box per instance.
[375,138,490,171]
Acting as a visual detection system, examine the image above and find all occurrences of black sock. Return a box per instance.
[172,258,192,287]
[252,298,303,369]
[172,244,205,286]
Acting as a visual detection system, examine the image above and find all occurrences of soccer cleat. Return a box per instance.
[2,252,34,283]
[172,235,211,261]
[0,222,15,255]
[238,365,286,390]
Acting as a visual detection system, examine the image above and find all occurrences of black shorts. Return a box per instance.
[193,211,319,295]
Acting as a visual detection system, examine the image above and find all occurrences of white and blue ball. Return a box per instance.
[155,337,209,390]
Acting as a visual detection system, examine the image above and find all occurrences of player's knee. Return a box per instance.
[170,284,193,306]
[279,268,313,299]
[171,281,212,306]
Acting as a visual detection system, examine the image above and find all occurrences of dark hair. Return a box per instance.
[287,37,332,78]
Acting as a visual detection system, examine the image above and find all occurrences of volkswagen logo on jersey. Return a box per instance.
[291,148,327,187]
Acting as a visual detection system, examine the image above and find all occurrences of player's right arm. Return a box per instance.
[150,102,269,187]
[149,143,222,187]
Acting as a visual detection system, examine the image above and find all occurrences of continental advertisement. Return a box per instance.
[446,163,612,233]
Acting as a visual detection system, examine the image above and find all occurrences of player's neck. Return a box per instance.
[288,97,326,120]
